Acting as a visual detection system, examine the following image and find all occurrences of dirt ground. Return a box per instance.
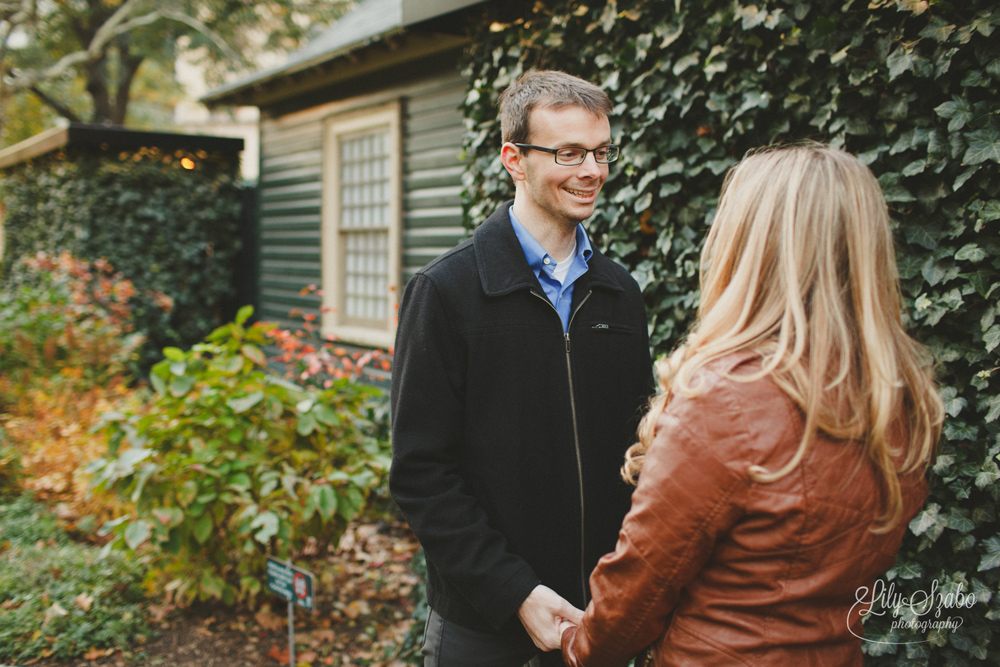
[26,519,423,667]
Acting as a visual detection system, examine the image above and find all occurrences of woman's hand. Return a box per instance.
[517,585,584,651]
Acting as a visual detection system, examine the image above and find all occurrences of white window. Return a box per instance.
[321,103,402,349]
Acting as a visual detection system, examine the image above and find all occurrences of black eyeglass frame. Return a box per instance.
[513,143,620,165]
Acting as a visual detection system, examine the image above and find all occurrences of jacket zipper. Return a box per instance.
[531,289,593,607]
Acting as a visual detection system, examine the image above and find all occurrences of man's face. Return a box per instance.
[515,105,611,232]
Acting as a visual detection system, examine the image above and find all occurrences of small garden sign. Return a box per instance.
[266,556,316,666]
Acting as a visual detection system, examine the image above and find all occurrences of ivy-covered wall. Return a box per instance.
[0,146,245,370]
[462,0,999,663]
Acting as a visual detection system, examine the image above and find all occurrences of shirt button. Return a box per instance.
[543,257,551,265]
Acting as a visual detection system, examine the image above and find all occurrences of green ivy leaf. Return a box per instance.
[904,224,938,250]
[892,560,923,579]
[983,395,1000,423]
[919,17,956,42]
[945,508,975,533]
[934,96,973,131]
[909,503,944,540]
[955,243,987,262]
[964,271,995,298]
[963,129,1000,165]
[979,552,1000,572]
[984,325,1000,353]
[980,200,1000,221]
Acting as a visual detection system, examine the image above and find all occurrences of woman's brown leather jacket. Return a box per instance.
[561,352,928,666]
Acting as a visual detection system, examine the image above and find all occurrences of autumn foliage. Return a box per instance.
[0,253,156,517]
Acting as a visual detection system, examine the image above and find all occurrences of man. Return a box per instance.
[389,70,652,666]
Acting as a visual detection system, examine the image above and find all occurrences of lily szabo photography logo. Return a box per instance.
[851,578,977,644]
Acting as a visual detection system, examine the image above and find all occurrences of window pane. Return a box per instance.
[340,128,390,232]
[338,126,392,324]
[343,230,389,321]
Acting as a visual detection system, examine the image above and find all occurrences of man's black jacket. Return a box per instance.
[389,202,653,642]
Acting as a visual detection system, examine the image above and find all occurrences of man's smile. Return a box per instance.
[564,186,598,199]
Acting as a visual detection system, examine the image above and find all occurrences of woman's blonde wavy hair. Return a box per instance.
[624,143,943,532]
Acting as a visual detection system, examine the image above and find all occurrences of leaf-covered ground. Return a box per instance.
[23,519,422,667]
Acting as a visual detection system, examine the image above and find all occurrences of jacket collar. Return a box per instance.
[473,201,626,297]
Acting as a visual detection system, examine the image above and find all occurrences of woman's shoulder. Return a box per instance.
[668,350,790,413]
[658,351,801,465]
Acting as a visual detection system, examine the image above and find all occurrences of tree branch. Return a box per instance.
[1,0,154,92]
[3,1,249,93]
[159,10,247,66]
[28,83,83,123]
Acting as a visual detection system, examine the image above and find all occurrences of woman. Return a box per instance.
[560,143,943,666]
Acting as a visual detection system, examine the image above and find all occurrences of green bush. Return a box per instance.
[89,306,391,606]
[462,1,999,664]
[0,494,149,663]
[0,252,145,392]
[0,146,244,371]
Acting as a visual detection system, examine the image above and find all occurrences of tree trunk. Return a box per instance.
[111,41,144,126]
[86,54,114,124]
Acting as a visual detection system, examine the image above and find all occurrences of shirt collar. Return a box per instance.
[508,206,593,274]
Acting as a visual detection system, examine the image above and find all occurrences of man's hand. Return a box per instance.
[517,585,584,651]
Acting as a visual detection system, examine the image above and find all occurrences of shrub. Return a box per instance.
[0,494,150,663]
[0,147,244,371]
[0,253,146,519]
[0,252,146,393]
[267,285,392,389]
[462,1,999,664]
[89,306,391,606]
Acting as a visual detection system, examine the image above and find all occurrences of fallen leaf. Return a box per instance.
[83,647,114,660]
[75,592,94,612]
[43,602,69,626]
[267,645,290,663]
[311,628,336,643]
[255,608,286,632]
[146,603,173,622]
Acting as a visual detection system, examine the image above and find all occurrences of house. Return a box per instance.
[202,0,491,351]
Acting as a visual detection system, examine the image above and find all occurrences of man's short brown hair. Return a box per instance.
[498,70,612,145]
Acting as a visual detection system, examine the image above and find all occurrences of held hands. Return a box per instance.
[517,585,584,651]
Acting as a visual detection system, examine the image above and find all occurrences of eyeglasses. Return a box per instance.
[514,143,620,165]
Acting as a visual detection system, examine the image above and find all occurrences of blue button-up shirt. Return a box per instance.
[509,207,593,332]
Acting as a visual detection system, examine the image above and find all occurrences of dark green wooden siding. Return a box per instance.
[257,70,468,328]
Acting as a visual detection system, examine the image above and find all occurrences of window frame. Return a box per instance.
[320,102,402,349]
